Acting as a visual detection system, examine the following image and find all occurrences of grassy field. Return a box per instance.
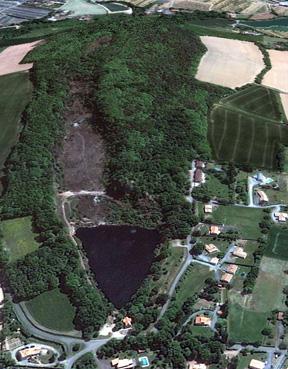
[190,325,214,338]
[174,264,212,306]
[209,85,288,169]
[0,72,33,171]
[1,216,39,262]
[212,205,263,239]
[266,226,288,260]
[25,288,76,332]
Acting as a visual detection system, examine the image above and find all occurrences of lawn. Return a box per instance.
[228,303,268,343]
[1,216,39,262]
[0,72,33,171]
[174,264,212,306]
[232,241,259,267]
[209,85,288,169]
[237,353,267,369]
[212,205,263,239]
[25,288,77,332]
[199,236,230,254]
[190,325,214,338]
[266,226,288,260]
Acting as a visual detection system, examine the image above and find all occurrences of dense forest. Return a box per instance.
[0,15,227,338]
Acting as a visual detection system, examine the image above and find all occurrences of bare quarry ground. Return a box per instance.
[0,41,41,76]
[58,80,105,192]
[196,36,265,89]
[262,50,288,93]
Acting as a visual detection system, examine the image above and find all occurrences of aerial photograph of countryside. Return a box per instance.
[1,0,288,369]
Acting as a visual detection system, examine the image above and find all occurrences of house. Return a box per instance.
[277,312,284,321]
[274,212,288,223]
[249,359,265,369]
[205,243,219,254]
[194,315,211,326]
[226,264,238,275]
[17,347,42,361]
[220,273,233,284]
[195,160,205,169]
[210,257,219,265]
[256,190,269,204]
[111,358,135,369]
[187,362,207,369]
[232,247,247,259]
[204,204,213,214]
[209,225,221,236]
[122,316,132,327]
[194,169,204,183]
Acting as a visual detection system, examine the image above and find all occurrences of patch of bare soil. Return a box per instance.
[58,80,106,192]
[69,196,109,226]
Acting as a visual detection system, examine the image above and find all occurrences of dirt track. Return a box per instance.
[262,50,288,93]
[196,36,265,88]
[0,41,41,76]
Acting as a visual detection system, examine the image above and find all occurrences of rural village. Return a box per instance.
[0,3,288,369]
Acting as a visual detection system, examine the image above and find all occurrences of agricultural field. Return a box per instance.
[209,85,288,169]
[196,36,264,88]
[1,216,39,262]
[262,50,288,93]
[25,288,77,333]
[174,264,212,307]
[265,226,288,260]
[0,72,33,172]
[212,205,263,239]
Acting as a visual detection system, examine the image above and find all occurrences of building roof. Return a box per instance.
[205,243,219,254]
[18,347,42,359]
[210,257,219,265]
[249,359,265,369]
[122,316,132,327]
[277,312,284,320]
[195,316,211,326]
[220,273,233,284]
[188,362,207,369]
[232,247,247,259]
[111,358,134,369]
[194,169,204,183]
[275,212,288,222]
[195,160,205,168]
[256,190,268,202]
[226,264,238,275]
[209,225,221,235]
[204,204,213,213]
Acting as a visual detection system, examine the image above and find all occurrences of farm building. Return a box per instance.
[220,273,233,284]
[226,264,238,275]
[209,225,221,235]
[274,212,288,222]
[232,247,247,259]
[205,243,219,254]
[111,358,135,369]
[256,190,269,204]
[194,315,211,326]
[249,359,265,369]
[204,204,213,213]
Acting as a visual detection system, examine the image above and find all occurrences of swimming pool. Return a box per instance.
[139,356,150,367]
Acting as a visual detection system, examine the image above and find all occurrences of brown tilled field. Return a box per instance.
[0,41,41,76]
[262,50,288,93]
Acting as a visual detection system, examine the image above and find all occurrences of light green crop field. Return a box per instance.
[0,72,33,171]
[25,288,76,332]
[1,216,39,262]
[266,226,288,260]
[209,85,288,169]
[212,205,263,239]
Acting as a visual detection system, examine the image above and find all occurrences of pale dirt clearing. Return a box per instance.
[280,93,288,120]
[262,50,288,93]
[196,36,265,89]
[0,41,41,76]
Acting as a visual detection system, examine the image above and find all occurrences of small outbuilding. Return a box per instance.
[204,204,213,214]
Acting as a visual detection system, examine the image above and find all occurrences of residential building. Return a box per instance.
[275,212,288,223]
[204,204,213,214]
[209,225,221,235]
[17,347,42,361]
[187,362,207,369]
[220,273,233,284]
[122,316,132,327]
[205,243,219,254]
[249,359,265,369]
[111,358,135,369]
[232,247,247,259]
[277,312,284,320]
[210,257,219,265]
[195,160,205,169]
[194,315,211,326]
[226,264,238,275]
[256,190,268,204]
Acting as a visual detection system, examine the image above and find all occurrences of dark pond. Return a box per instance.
[76,225,161,308]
